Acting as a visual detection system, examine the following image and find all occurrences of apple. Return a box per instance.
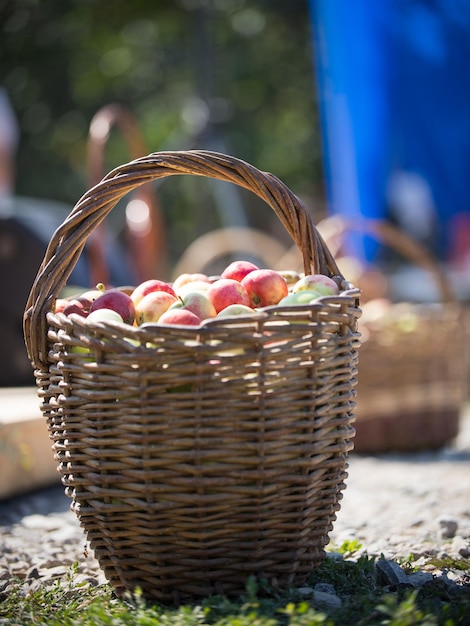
[74,288,104,312]
[174,280,212,297]
[131,279,176,307]
[86,308,124,324]
[80,287,105,302]
[292,274,339,296]
[60,286,105,317]
[241,269,288,307]
[169,291,217,321]
[217,304,258,317]
[62,299,88,317]
[70,345,92,356]
[158,308,201,326]
[277,270,301,287]
[54,298,69,314]
[172,272,211,291]
[206,278,251,313]
[277,290,322,306]
[136,291,178,324]
[88,289,135,325]
[220,260,259,282]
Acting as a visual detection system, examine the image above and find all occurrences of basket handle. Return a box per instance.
[316,215,455,304]
[24,150,345,369]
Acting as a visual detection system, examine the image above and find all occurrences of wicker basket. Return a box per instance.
[24,150,361,602]
[320,217,465,453]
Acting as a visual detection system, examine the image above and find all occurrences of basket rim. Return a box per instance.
[24,149,354,370]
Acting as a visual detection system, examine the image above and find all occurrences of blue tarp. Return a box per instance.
[309,0,470,265]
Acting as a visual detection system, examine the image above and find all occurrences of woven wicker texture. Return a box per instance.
[323,218,465,453]
[24,150,361,602]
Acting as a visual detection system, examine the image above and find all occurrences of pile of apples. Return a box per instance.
[54,260,341,327]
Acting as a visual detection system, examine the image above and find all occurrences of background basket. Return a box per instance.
[24,150,361,602]
[320,217,466,454]
[86,103,168,285]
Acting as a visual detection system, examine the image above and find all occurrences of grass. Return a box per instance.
[1,543,469,626]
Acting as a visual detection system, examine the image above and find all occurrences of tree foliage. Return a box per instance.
[1,0,325,263]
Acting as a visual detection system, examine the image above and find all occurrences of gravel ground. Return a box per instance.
[330,405,470,560]
[1,406,469,593]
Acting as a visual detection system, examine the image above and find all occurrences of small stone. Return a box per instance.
[313,589,342,610]
[410,517,425,528]
[38,565,68,581]
[314,582,337,595]
[445,570,467,585]
[0,569,10,581]
[70,573,99,587]
[437,515,458,539]
[451,535,470,558]
[296,586,314,598]
[375,560,412,589]
[406,571,434,588]
[36,558,75,570]
[26,566,40,580]
[439,571,461,591]
[325,551,344,561]
[8,561,30,579]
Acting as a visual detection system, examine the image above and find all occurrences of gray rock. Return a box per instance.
[325,551,344,562]
[313,589,342,610]
[375,560,412,588]
[0,569,10,581]
[296,586,314,598]
[26,566,40,580]
[314,582,337,595]
[437,514,458,539]
[451,535,470,558]
[406,571,434,588]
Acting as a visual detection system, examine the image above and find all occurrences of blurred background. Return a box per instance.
[1,0,469,387]
[1,0,322,273]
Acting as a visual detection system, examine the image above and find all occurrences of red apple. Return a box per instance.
[206,278,251,313]
[220,260,259,282]
[292,274,339,296]
[136,291,178,325]
[241,269,288,307]
[158,308,201,326]
[169,291,217,321]
[131,279,176,307]
[62,299,88,317]
[89,289,135,325]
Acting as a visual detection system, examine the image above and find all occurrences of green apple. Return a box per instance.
[86,309,124,324]
[169,290,217,321]
[277,290,322,306]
